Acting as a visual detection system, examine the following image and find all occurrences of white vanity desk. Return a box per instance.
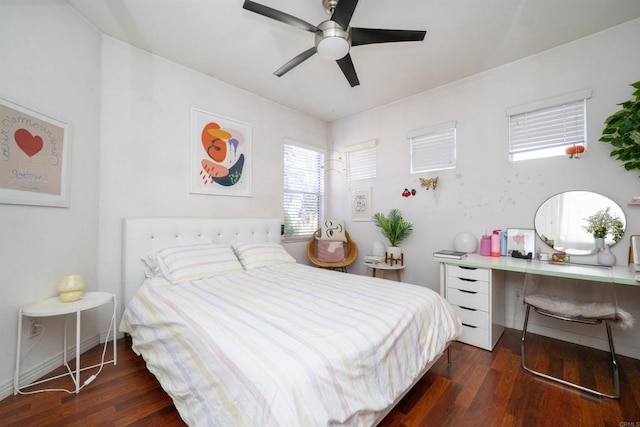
[435,253,638,350]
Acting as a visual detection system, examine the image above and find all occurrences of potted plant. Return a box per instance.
[582,207,624,250]
[372,209,414,258]
[599,81,640,174]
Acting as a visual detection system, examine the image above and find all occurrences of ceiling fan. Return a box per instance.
[242,0,426,87]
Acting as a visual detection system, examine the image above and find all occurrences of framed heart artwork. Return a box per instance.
[0,98,70,207]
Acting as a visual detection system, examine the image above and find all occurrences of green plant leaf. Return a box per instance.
[604,114,624,126]
[609,140,624,148]
[372,209,413,247]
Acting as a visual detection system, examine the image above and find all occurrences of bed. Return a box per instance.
[120,217,461,426]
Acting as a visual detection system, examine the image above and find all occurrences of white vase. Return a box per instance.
[372,241,386,257]
[387,246,402,259]
[597,244,617,266]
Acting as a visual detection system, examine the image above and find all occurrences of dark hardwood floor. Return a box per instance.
[2,328,639,426]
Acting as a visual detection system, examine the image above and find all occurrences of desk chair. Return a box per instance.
[520,274,634,399]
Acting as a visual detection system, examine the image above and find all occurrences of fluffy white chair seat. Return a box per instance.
[525,293,634,329]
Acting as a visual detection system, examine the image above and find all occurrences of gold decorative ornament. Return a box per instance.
[419,176,438,190]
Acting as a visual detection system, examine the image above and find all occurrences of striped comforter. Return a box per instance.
[120,264,461,426]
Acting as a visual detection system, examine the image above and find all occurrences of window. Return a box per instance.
[409,121,456,173]
[507,89,592,161]
[283,143,324,239]
[346,140,376,181]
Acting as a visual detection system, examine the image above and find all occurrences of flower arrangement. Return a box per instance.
[582,207,624,242]
[372,209,414,247]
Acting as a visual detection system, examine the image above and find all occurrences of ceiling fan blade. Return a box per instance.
[351,28,426,46]
[274,47,317,77]
[243,0,318,33]
[331,0,359,29]
[336,54,360,87]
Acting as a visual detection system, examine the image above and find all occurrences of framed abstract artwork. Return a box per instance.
[190,108,252,197]
[0,98,70,207]
[351,187,372,221]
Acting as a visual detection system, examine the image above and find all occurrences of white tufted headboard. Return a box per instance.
[122,217,282,306]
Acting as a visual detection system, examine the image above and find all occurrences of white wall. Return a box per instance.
[96,38,327,316]
[328,19,640,358]
[0,0,327,399]
[0,0,102,396]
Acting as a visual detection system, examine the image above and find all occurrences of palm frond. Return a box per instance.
[372,209,414,247]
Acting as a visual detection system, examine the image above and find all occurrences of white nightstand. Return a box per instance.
[14,291,117,394]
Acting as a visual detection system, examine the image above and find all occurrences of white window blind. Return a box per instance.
[283,143,324,239]
[409,121,456,173]
[346,140,376,180]
[507,89,592,161]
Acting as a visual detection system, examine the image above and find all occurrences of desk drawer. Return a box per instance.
[458,323,490,349]
[452,304,489,329]
[447,287,489,312]
[447,276,489,294]
[446,265,489,281]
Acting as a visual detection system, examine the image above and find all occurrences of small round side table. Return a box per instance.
[14,291,117,395]
[365,261,405,282]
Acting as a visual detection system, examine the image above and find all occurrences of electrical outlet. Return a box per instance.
[515,288,522,299]
[29,321,43,338]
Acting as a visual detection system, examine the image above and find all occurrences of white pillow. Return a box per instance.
[141,238,209,278]
[152,243,244,284]
[318,219,347,242]
[232,242,296,270]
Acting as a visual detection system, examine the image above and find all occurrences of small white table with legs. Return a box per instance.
[365,261,405,281]
[14,291,117,394]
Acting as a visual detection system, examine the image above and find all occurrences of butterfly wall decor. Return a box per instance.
[419,177,438,190]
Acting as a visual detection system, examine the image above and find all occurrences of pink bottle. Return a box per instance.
[491,230,501,257]
[480,235,491,256]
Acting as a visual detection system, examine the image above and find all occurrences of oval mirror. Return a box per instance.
[534,191,626,256]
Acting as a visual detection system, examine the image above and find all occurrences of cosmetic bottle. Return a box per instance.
[491,230,501,257]
[480,235,491,256]
[500,230,508,256]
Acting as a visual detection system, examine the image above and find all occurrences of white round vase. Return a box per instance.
[597,244,616,267]
[387,246,402,259]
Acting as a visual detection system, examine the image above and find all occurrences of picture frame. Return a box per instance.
[506,228,536,257]
[190,108,252,197]
[351,187,372,221]
[0,98,70,207]
[630,235,640,269]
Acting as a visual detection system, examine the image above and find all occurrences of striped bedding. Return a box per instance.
[120,264,461,426]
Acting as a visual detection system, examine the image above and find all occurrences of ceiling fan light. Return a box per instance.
[317,36,349,60]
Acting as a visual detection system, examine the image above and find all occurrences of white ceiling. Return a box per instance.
[67,0,640,123]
